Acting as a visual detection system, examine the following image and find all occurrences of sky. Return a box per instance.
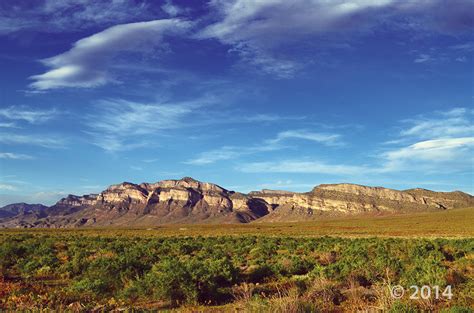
[0,0,473,206]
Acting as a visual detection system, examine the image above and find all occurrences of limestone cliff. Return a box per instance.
[0,178,472,228]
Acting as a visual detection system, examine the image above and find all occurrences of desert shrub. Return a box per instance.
[287,255,314,275]
[400,240,447,286]
[0,241,27,273]
[389,301,418,313]
[140,256,238,305]
[248,263,278,283]
[0,233,472,311]
[323,241,371,282]
[71,277,110,295]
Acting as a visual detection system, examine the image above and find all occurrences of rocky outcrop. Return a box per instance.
[0,178,472,228]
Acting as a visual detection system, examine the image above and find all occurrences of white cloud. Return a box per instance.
[0,122,18,128]
[237,108,474,176]
[238,160,367,175]
[86,97,211,152]
[0,152,34,160]
[0,184,17,191]
[414,54,433,63]
[268,130,341,146]
[162,0,183,17]
[30,19,190,90]
[229,43,301,78]
[399,107,473,139]
[197,0,398,77]
[242,113,304,122]
[200,0,394,45]
[186,129,341,165]
[143,158,159,163]
[185,147,251,165]
[450,42,474,52]
[0,0,151,34]
[381,107,474,172]
[0,106,58,124]
[24,191,67,205]
[0,134,64,148]
[381,137,474,172]
[197,0,473,77]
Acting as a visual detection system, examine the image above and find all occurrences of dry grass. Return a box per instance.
[1,207,473,238]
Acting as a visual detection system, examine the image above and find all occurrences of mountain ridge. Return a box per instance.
[0,177,472,228]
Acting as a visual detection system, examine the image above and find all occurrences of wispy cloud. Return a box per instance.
[198,0,396,77]
[0,184,17,191]
[161,0,183,17]
[229,43,301,78]
[242,113,304,123]
[185,146,257,165]
[30,19,190,90]
[143,158,159,163]
[0,0,152,35]
[0,152,34,160]
[0,134,64,148]
[238,160,367,175]
[414,54,434,63]
[267,130,341,146]
[449,42,474,52]
[86,97,210,152]
[186,129,341,165]
[381,137,474,172]
[238,108,474,176]
[197,0,473,77]
[199,0,394,45]
[380,107,474,172]
[0,122,18,128]
[0,105,59,124]
[398,107,473,140]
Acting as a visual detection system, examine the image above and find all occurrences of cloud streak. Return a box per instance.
[0,134,64,148]
[86,97,210,152]
[186,129,342,165]
[381,137,474,172]
[0,106,59,124]
[0,152,34,160]
[238,160,367,175]
[0,0,152,35]
[30,19,190,90]
[198,0,474,77]
[380,107,474,172]
[237,108,474,176]
[399,108,473,140]
[267,130,341,146]
[0,184,17,191]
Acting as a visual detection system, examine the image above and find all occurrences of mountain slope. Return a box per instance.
[0,203,47,218]
[0,178,472,228]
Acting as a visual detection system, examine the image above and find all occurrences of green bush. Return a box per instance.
[0,234,472,311]
[140,256,237,304]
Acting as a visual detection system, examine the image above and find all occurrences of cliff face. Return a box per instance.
[0,178,472,228]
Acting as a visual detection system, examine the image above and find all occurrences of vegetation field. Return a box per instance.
[0,208,473,311]
[2,207,473,238]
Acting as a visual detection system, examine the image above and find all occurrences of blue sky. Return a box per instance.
[0,0,473,205]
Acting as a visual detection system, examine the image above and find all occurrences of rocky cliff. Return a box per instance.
[0,178,472,228]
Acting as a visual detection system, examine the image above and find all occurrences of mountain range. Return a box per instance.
[0,177,472,228]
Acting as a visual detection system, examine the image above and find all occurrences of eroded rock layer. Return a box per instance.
[0,177,472,227]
